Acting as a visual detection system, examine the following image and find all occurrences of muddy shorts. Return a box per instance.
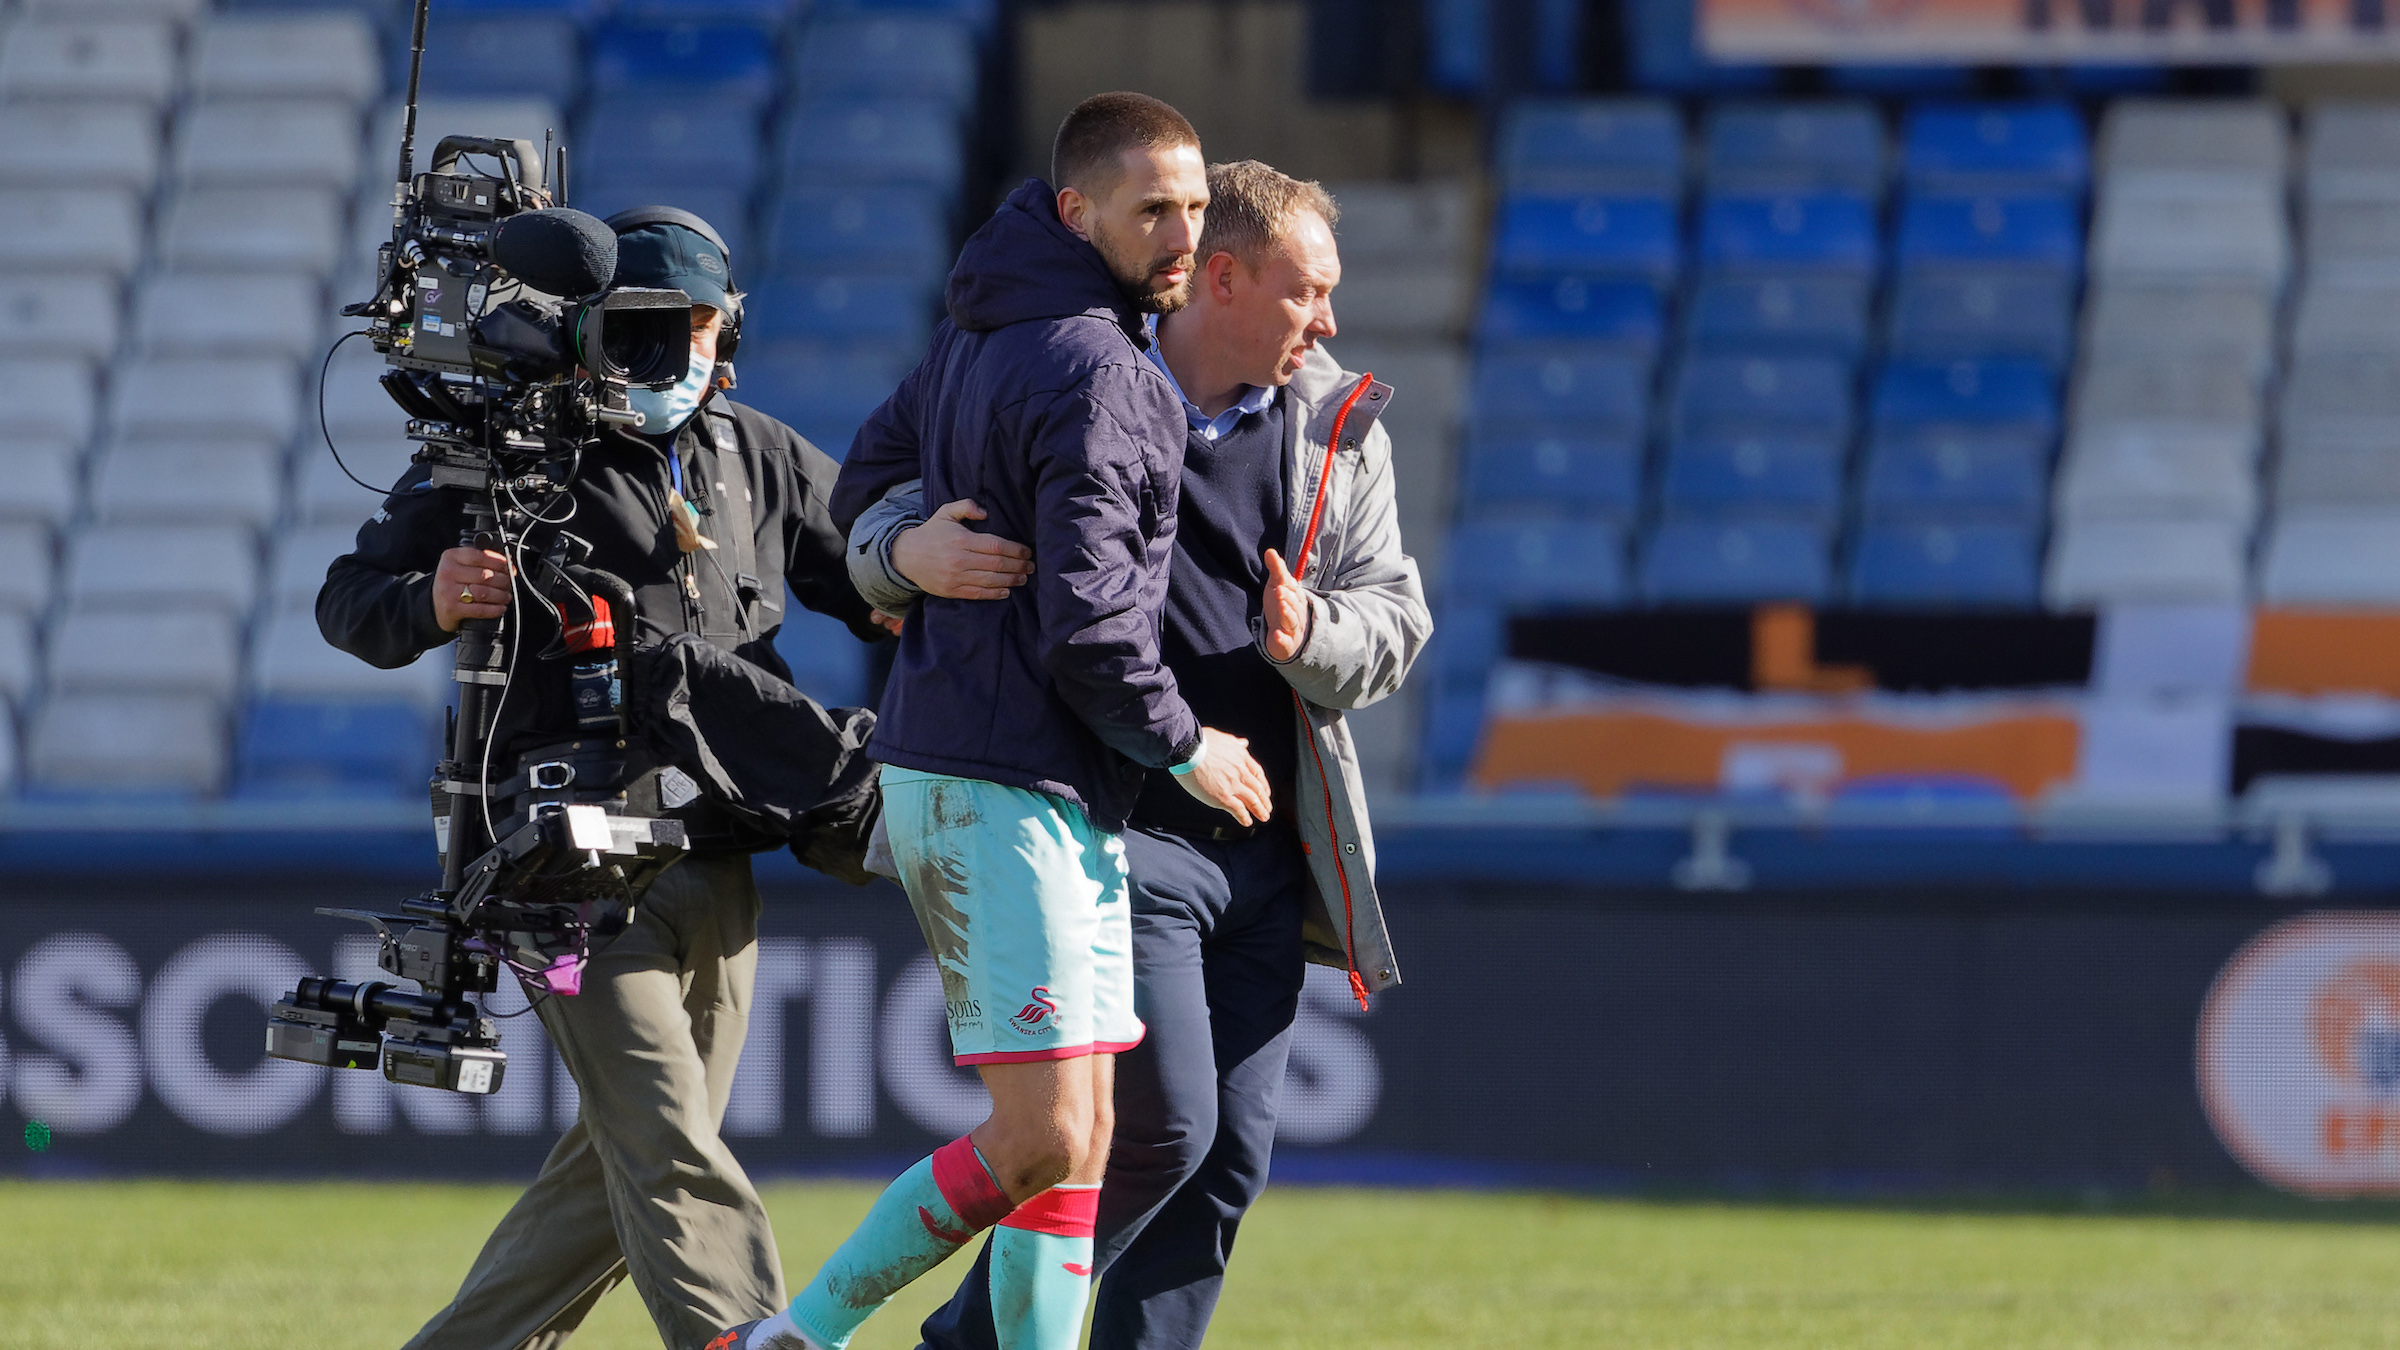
[880,767,1143,1065]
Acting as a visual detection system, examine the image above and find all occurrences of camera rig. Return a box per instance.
[266,0,691,1095]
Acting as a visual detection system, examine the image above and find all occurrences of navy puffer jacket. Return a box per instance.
[831,179,1199,831]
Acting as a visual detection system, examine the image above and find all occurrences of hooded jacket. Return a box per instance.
[831,179,1200,832]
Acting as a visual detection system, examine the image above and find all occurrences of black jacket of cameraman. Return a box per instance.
[318,395,881,849]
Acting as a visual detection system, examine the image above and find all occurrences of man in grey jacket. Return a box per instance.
[849,160,1430,1350]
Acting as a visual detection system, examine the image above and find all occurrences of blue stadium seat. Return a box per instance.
[1872,359,2059,435]
[1446,521,1627,605]
[1475,277,1662,356]
[1460,434,1643,522]
[1893,194,2081,275]
[590,21,779,104]
[1659,429,1844,523]
[1469,352,1651,437]
[437,0,606,12]
[1684,272,1872,359]
[1491,195,1681,290]
[1672,355,1854,438]
[1428,602,1507,680]
[1498,99,1684,196]
[1621,0,1778,95]
[1900,103,2089,195]
[577,97,764,188]
[1639,520,1832,604]
[744,275,936,346]
[417,16,580,105]
[1829,65,1978,97]
[1703,101,1885,199]
[780,99,966,199]
[736,340,917,457]
[616,0,796,26]
[818,0,997,32]
[1847,523,2041,607]
[794,17,978,110]
[1417,676,1492,792]
[235,699,431,797]
[1858,425,2052,524]
[763,185,951,278]
[1696,193,1878,275]
[773,604,871,708]
[1885,269,2076,369]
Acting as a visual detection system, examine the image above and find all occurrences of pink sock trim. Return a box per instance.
[997,1184,1099,1237]
[930,1136,1014,1230]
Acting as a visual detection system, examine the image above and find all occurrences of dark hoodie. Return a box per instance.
[832,178,1200,832]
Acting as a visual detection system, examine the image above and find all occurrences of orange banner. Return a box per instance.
[1701,0,2400,62]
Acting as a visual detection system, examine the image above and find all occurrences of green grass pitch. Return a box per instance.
[9,1179,2400,1347]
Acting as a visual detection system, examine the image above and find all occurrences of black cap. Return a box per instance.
[609,210,735,315]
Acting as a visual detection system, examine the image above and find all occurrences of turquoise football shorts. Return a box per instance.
[881,767,1143,1065]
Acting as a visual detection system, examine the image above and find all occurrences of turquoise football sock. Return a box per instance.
[989,1183,1099,1350]
[759,1137,1014,1350]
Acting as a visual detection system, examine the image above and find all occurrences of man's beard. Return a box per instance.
[1092,223,1194,314]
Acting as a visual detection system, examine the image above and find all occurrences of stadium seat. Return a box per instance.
[111,358,301,445]
[50,608,242,700]
[0,189,144,277]
[267,524,366,612]
[2305,102,2400,202]
[23,0,205,16]
[735,342,917,456]
[191,14,382,103]
[1892,193,2081,274]
[2074,357,2265,447]
[2079,279,2276,379]
[1848,523,2041,607]
[1659,429,1844,523]
[0,20,179,106]
[1460,434,1642,522]
[2276,425,2400,508]
[2045,519,2247,606]
[1427,602,1506,681]
[1497,99,1684,197]
[773,605,871,709]
[25,692,226,796]
[135,274,325,361]
[2091,182,2288,286]
[0,444,77,533]
[1672,355,1853,438]
[2280,352,2400,444]
[763,185,951,278]
[252,608,448,706]
[1327,268,1474,343]
[0,274,121,363]
[2304,198,2400,283]
[1489,194,1681,290]
[1447,521,1626,605]
[234,698,432,797]
[1858,426,2052,524]
[1900,102,2089,195]
[0,360,97,449]
[1639,520,1831,604]
[1416,678,1491,791]
[2098,100,2287,191]
[1474,277,1662,355]
[578,97,765,189]
[1886,269,2075,369]
[590,22,779,105]
[1682,272,1871,359]
[2055,429,2257,526]
[175,101,363,190]
[0,104,161,191]
[780,99,967,198]
[1696,193,1877,275]
[0,523,54,615]
[1324,180,1478,269]
[0,610,31,704]
[158,188,345,276]
[616,0,798,24]
[2292,281,2400,358]
[89,441,286,530]
[1702,101,1886,199]
[742,275,938,347]
[297,439,418,524]
[1872,359,2058,435]
[2259,510,2400,605]
[64,525,260,615]
[1469,352,1651,436]
[417,17,582,107]
[793,16,978,111]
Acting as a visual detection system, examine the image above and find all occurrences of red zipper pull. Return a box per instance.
[1347,968,1370,1011]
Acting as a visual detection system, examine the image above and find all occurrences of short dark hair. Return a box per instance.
[1199,160,1338,268]
[1050,92,1201,197]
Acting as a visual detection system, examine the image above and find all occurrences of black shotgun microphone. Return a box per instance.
[489,208,618,298]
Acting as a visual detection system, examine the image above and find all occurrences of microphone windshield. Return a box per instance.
[490,208,618,298]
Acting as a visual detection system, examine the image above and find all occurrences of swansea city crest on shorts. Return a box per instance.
[1007,987,1060,1035]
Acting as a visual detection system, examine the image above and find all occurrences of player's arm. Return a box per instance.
[1259,415,1430,711]
[848,478,1035,615]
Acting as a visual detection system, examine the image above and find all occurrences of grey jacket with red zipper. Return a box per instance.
[848,344,1429,999]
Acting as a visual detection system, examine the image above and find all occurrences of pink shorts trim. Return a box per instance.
[954,1025,1145,1067]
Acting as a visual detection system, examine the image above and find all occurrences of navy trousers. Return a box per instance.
[917,822,1310,1350]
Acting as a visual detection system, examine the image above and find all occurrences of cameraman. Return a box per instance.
[318,209,883,1350]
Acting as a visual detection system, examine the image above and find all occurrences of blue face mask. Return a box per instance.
[627,349,712,436]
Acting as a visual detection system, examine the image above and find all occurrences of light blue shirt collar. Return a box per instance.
[1143,314,1273,441]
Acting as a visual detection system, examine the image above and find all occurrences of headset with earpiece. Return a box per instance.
[603,206,744,365]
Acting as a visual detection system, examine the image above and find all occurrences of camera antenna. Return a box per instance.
[397,0,432,188]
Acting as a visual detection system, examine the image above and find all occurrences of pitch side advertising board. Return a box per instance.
[1700,0,2400,62]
